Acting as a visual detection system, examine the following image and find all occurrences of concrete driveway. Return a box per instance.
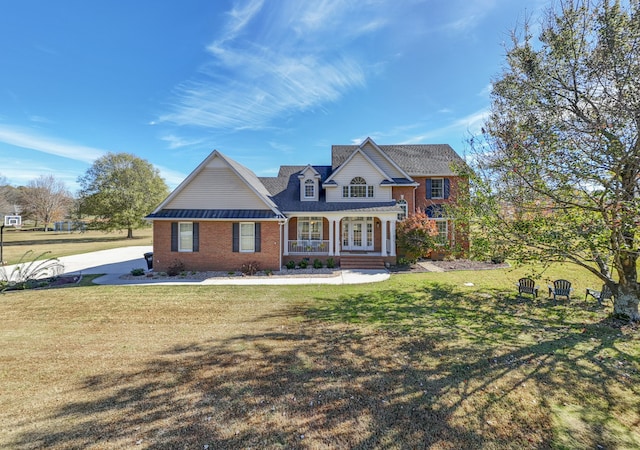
[47,246,389,286]
[57,246,153,276]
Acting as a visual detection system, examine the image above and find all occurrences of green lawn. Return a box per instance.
[0,267,638,449]
[0,227,152,264]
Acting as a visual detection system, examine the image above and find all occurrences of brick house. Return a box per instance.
[146,137,467,272]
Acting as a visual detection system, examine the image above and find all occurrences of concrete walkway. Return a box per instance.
[45,246,389,286]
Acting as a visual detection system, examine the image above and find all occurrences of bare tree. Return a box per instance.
[22,175,73,231]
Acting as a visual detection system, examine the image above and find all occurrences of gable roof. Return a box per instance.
[332,142,465,176]
[149,150,282,218]
[322,147,392,186]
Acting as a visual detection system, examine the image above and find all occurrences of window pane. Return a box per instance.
[431,179,444,198]
[435,221,447,243]
[240,223,255,252]
[397,199,407,220]
[304,180,314,197]
[351,185,366,197]
[179,222,193,252]
[310,217,321,240]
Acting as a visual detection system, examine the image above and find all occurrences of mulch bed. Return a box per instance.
[390,259,509,273]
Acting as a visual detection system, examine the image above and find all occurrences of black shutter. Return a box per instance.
[444,179,450,199]
[171,222,178,252]
[232,223,239,252]
[426,179,432,199]
[255,223,261,252]
[193,223,199,252]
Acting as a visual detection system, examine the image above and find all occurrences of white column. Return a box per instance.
[334,219,341,256]
[389,219,396,256]
[381,219,388,256]
[283,220,289,255]
[328,218,334,256]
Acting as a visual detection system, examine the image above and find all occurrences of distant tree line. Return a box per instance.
[0,153,169,237]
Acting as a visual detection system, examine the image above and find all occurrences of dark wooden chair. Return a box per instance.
[548,279,573,302]
[585,284,613,305]
[517,278,539,298]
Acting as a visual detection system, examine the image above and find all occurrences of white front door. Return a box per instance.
[342,217,374,251]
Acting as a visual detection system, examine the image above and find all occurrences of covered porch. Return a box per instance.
[283,213,398,259]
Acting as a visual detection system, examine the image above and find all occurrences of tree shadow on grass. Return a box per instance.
[10,283,640,449]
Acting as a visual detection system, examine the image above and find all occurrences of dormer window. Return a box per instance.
[304,179,315,198]
[343,177,374,198]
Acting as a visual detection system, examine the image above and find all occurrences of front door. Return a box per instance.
[342,217,374,251]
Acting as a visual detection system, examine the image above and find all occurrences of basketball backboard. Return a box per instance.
[4,215,21,227]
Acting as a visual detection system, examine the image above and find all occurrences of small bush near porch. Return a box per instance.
[0,265,638,449]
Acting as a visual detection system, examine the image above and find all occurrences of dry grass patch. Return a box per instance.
[1,228,152,264]
[0,273,638,449]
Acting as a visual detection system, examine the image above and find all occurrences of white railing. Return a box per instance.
[288,240,330,254]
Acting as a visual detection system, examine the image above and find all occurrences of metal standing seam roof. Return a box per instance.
[146,209,279,220]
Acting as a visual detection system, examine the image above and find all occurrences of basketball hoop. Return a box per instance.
[4,215,21,227]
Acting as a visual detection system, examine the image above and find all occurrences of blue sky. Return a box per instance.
[0,0,546,192]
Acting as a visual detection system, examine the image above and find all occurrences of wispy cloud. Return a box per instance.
[154,164,188,189]
[0,125,105,163]
[161,0,389,131]
[160,134,205,150]
[402,108,490,143]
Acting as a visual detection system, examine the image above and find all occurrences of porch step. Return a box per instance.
[340,255,386,270]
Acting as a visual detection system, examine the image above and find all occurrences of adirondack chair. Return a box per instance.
[517,278,539,298]
[585,284,613,306]
[548,279,573,302]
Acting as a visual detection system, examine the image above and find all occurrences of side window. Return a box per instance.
[435,220,448,244]
[240,222,255,252]
[179,222,193,252]
[397,199,408,220]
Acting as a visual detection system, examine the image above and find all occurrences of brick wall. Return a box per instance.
[153,220,281,272]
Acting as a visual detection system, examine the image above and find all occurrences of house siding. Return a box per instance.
[361,142,405,179]
[165,167,268,210]
[326,153,392,202]
[153,220,281,272]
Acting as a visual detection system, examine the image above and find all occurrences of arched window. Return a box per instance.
[304,179,315,198]
[342,177,374,198]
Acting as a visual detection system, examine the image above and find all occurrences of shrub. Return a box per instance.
[285,260,296,270]
[298,259,309,269]
[241,261,260,276]
[326,257,335,268]
[396,209,441,259]
[313,258,323,269]
[166,259,185,277]
[397,256,414,266]
[130,268,145,276]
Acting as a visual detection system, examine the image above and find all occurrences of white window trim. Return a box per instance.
[343,177,374,198]
[397,199,408,221]
[239,222,255,253]
[434,219,448,244]
[431,178,444,199]
[178,222,193,252]
[304,179,315,198]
